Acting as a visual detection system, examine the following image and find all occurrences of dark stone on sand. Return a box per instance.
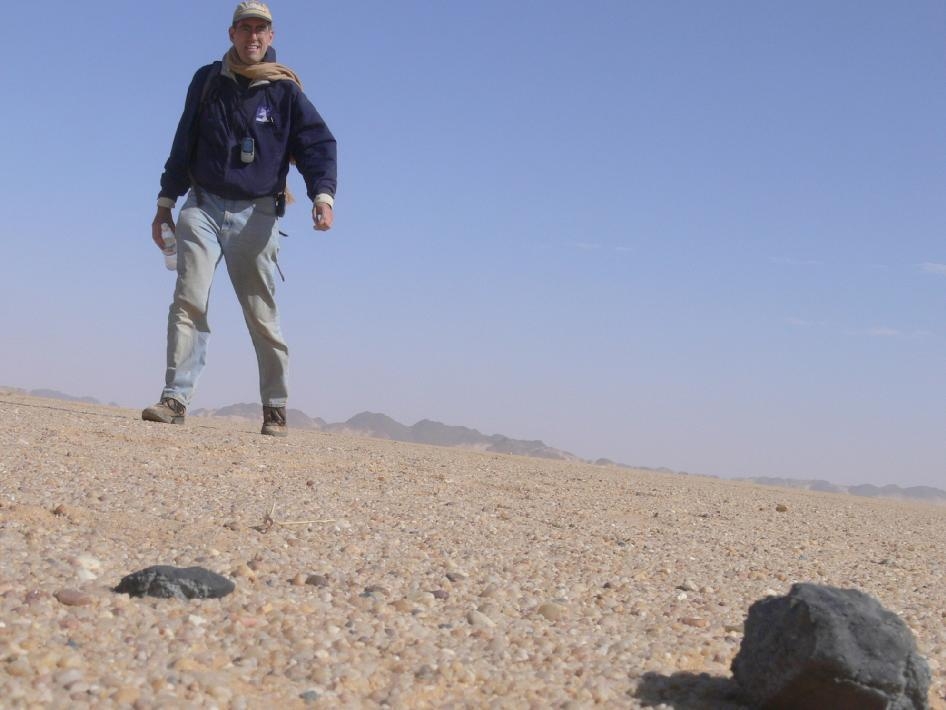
[114,566,235,600]
[731,582,930,710]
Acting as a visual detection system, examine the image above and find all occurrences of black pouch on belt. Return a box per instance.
[275,192,286,218]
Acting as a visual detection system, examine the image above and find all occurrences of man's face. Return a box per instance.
[229,19,273,64]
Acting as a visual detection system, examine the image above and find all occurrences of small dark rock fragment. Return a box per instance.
[415,664,437,682]
[731,582,931,710]
[114,566,235,600]
[305,574,329,587]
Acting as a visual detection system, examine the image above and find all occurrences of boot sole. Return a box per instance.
[142,410,185,425]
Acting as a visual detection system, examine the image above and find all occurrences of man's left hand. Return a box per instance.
[313,202,334,231]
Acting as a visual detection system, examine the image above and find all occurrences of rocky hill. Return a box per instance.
[192,406,576,461]
[192,403,326,430]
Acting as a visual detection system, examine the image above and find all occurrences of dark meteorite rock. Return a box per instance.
[114,566,235,600]
[731,583,930,710]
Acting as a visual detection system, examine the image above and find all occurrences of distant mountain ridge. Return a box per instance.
[193,402,326,430]
[732,476,946,503]
[29,388,99,405]
[5,385,943,502]
[192,405,577,461]
[1,387,116,407]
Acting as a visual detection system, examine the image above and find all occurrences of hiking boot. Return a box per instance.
[261,406,288,437]
[141,397,186,424]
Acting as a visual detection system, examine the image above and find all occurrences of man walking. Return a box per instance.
[142,1,337,437]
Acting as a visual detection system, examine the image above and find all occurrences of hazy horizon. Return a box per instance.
[2,1,944,489]
[3,381,943,491]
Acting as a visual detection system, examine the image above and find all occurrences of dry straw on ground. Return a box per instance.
[1,391,943,708]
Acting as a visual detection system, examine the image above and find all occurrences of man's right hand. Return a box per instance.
[152,207,175,250]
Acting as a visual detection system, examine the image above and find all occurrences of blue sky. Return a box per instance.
[2,1,944,487]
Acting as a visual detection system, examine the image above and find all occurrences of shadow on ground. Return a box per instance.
[634,671,751,709]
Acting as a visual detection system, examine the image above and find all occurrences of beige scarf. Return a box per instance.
[224,47,303,89]
[224,47,302,204]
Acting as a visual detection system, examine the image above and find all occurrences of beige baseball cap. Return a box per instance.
[233,1,273,24]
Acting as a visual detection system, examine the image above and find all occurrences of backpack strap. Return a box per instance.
[188,61,223,198]
[198,61,223,113]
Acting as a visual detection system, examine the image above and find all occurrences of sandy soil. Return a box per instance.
[1,391,943,708]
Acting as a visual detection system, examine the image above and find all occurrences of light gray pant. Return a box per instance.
[162,188,288,408]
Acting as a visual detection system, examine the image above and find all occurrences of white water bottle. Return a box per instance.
[160,224,177,271]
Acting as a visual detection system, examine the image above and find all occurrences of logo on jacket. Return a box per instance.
[255,105,274,123]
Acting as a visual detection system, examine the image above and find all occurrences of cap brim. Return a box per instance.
[234,13,272,23]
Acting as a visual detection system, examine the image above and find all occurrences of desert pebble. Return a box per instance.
[54,589,93,607]
[536,602,567,621]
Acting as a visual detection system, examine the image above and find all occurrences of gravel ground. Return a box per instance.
[1,391,944,709]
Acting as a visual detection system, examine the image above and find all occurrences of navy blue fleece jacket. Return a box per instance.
[158,48,337,204]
